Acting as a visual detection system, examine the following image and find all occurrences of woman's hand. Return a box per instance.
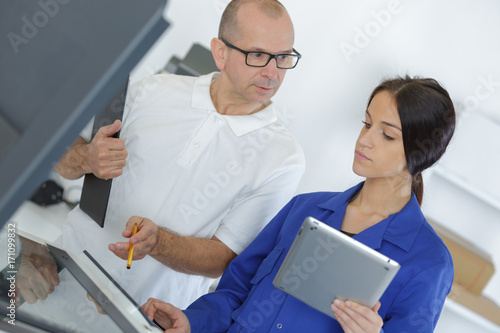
[141,298,191,333]
[331,299,383,333]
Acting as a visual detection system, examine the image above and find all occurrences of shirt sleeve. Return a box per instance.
[184,197,297,332]
[382,262,453,332]
[79,118,94,142]
[214,163,305,255]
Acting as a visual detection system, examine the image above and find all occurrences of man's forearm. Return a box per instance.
[149,229,237,279]
[54,136,91,180]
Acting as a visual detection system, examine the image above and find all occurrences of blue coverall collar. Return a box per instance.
[316,182,424,252]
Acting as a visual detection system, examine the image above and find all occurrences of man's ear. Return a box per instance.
[211,38,226,71]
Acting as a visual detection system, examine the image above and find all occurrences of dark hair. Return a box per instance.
[218,0,287,41]
[367,76,456,205]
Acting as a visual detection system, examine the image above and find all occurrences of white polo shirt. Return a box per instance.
[62,72,305,309]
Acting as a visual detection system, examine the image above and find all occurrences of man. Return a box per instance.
[55,0,305,309]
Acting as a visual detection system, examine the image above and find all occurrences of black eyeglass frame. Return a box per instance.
[221,38,301,69]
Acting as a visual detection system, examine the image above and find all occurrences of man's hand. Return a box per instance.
[109,216,236,277]
[16,242,60,304]
[85,119,127,180]
[108,216,159,261]
[54,119,127,180]
[17,259,54,304]
[141,298,190,333]
[331,299,383,333]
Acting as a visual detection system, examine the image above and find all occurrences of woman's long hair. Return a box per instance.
[367,76,456,205]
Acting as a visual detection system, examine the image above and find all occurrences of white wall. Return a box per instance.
[131,0,500,331]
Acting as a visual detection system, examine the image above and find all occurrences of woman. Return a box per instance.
[142,76,456,333]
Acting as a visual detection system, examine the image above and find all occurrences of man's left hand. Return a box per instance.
[108,216,159,261]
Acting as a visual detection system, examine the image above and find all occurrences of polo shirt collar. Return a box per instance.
[316,182,424,252]
[191,72,278,137]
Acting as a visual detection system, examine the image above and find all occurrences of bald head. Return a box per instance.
[218,0,290,42]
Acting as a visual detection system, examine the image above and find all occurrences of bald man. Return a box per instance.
[56,0,304,309]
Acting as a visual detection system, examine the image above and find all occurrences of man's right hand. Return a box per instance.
[55,119,128,180]
[85,119,127,180]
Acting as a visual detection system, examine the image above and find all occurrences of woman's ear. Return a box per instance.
[211,38,226,71]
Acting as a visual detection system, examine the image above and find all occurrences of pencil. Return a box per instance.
[127,223,138,269]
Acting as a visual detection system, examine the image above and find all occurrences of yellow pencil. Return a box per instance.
[127,223,138,269]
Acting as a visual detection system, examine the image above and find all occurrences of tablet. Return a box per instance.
[273,216,400,319]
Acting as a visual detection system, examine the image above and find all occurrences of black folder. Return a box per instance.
[79,79,128,227]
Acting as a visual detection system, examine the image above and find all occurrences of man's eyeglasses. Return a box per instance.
[221,38,301,69]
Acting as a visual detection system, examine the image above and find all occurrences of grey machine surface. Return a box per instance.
[0,232,163,332]
[273,216,401,319]
[164,43,219,76]
[0,0,169,227]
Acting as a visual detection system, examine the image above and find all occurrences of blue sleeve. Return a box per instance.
[382,262,453,332]
[184,197,298,332]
